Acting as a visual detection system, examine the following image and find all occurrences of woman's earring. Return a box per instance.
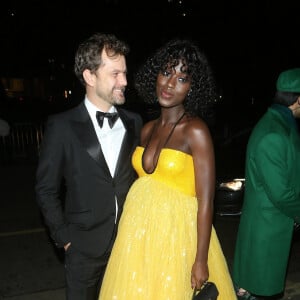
[188,89,192,97]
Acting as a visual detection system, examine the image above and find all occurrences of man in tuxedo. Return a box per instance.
[35,32,143,300]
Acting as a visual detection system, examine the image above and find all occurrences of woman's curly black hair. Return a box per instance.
[134,38,217,118]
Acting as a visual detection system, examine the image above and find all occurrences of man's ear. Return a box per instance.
[83,69,95,87]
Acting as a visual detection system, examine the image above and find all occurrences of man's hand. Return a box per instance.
[64,242,71,251]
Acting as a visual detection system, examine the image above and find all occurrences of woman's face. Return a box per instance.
[156,60,191,109]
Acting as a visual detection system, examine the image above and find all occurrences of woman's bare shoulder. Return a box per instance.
[183,115,210,133]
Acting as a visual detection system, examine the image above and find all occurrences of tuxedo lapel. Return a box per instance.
[114,109,137,176]
[70,104,111,176]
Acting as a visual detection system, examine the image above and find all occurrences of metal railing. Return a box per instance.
[0,122,44,164]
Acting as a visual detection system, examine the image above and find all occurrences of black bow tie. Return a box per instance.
[96,111,119,129]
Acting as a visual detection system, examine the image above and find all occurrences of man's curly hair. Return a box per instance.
[134,38,217,118]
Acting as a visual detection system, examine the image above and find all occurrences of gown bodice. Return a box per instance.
[132,146,195,197]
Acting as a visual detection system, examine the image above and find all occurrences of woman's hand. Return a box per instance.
[191,260,209,290]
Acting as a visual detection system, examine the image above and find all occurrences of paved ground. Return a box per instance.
[0,162,299,299]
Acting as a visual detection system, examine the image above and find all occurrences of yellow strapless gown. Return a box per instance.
[99,147,237,300]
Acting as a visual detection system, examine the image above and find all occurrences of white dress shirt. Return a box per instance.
[85,98,125,176]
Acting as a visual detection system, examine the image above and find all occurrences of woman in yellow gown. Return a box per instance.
[99,38,237,300]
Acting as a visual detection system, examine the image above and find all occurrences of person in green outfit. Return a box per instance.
[233,68,300,300]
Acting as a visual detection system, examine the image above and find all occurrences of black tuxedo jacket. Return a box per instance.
[35,102,142,257]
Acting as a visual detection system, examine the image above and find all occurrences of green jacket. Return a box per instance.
[233,104,300,296]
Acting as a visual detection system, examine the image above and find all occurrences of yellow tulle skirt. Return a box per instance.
[99,177,236,299]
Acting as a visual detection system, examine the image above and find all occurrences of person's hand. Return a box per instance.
[64,242,71,251]
[191,261,209,290]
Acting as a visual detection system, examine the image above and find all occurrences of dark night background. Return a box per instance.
[0,0,300,124]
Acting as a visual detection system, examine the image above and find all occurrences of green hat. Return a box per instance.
[276,68,300,93]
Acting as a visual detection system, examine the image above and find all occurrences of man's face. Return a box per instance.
[93,50,127,107]
[291,97,300,119]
